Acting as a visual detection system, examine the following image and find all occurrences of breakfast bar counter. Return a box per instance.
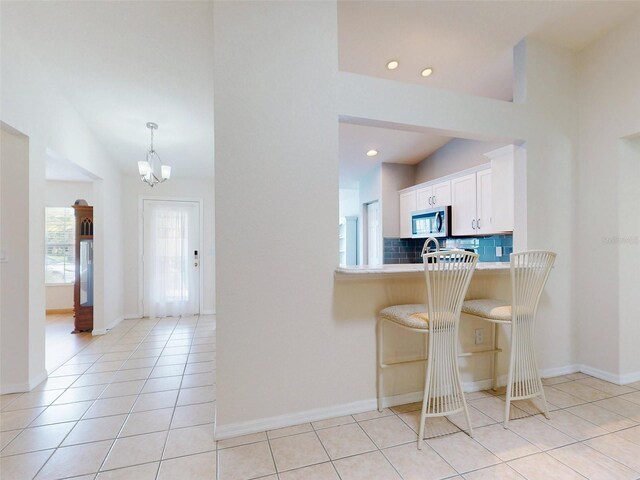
[332,260,513,402]
[335,261,510,279]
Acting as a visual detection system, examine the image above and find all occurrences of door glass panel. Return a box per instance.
[79,239,93,306]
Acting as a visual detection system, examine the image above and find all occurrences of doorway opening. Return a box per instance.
[44,150,99,373]
[364,200,382,266]
[140,199,203,318]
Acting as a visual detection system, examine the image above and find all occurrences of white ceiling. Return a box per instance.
[3,1,214,179]
[4,1,639,185]
[339,122,451,188]
[338,0,640,100]
[337,1,640,187]
[46,150,97,183]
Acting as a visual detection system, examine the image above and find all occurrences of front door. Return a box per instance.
[143,200,200,318]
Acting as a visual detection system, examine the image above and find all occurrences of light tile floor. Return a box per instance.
[45,313,94,373]
[4,319,640,479]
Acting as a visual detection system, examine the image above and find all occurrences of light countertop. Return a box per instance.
[335,262,509,279]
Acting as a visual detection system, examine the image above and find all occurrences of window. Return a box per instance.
[45,207,75,284]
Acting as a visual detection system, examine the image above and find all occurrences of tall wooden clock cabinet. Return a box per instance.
[72,202,93,333]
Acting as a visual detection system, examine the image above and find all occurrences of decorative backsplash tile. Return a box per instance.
[383,234,513,264]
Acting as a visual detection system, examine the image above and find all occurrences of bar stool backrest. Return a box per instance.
[421,250,478,413]
[510,250,556,324]
[423,251,479,330]
[508,250,556,399]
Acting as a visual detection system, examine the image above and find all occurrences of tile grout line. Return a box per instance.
[155,313,203,480]
[28,318,148,479]
[26,314,214,479]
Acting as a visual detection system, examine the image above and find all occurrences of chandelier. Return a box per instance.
[138,122,171,187]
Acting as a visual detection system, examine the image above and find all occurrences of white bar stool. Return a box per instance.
[377,249,479,449]
[461,250,556,428]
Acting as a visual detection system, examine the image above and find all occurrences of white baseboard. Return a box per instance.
[215,398,377,440]
[540,364,581,379]
[0,369,48,394]
[29,370,48,390]
[214,362,640,440]
[578,364,640,385]
[93,315,124,336]
[201,310,216,315]
[215,376,503,440]
[124,313,142,320]
[618,371,640,385]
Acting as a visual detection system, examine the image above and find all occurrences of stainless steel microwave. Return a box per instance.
[411,206,450,238]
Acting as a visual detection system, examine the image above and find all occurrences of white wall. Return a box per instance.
[576,13,640,381]
[415,138,504,184]
[381,163,415,238]
[214,1,339,434]
[45,180,94,311]
[46,180,93,207]
[338,188,359,218]
[0,127,31,392]
[121,175,215,317]
[214,1,580,438]
[1,8,125,389]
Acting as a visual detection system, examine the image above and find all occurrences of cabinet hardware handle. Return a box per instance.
[433,196,436,205]
[472,219,476,230]
[477,218,481,229]
[428,196,432,205]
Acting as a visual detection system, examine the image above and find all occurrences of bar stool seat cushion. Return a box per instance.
[379,304,429,330]
[462,299,512,322]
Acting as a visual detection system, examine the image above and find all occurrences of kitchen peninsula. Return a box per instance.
[333,260,513,407]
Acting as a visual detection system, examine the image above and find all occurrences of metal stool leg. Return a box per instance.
[376,318,384,412]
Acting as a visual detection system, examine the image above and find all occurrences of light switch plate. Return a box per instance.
[496,246,503,257]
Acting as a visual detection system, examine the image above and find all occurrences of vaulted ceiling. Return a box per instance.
[337,0,640,188]
[3,1,639,185]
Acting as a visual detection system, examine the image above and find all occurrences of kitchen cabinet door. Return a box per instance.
[399,190,416,239]
[476,169,493,234]
[487,146,515,232]
[451,173,477,236]
[432,180,451,207]
[416,186,433,210]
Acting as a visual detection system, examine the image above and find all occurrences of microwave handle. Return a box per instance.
[435,211,442,232]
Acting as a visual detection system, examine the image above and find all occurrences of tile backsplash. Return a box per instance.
[383,234,513,264]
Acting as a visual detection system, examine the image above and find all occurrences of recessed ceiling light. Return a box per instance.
[386,60,399,70]
[421,67,434,78]
[366,149,378,157]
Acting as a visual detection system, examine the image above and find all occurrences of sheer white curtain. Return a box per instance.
[144,201,198,318]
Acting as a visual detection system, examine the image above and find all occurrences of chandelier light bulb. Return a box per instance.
[139,122,171,187]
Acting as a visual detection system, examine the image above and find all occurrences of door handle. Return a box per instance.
[472,219,476,230]
[433,196,436,205]
[194,262,199,267]
[477,218,481,229]
[428,196,432,206]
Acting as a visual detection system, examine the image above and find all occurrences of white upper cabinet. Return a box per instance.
[451,168,497,236]
[398,146,515,238]
[484,145,515,232]
[451,173,478,236]
[416,185,432,210]
[432,180,451,207]
[399,190,417,239]
[476,169,492,234]
[416,180,451,211]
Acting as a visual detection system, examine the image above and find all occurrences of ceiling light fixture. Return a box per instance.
[138,122,171,187]
[386,60,399,70]
[366,149,378,157]
[421,67,434,78]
